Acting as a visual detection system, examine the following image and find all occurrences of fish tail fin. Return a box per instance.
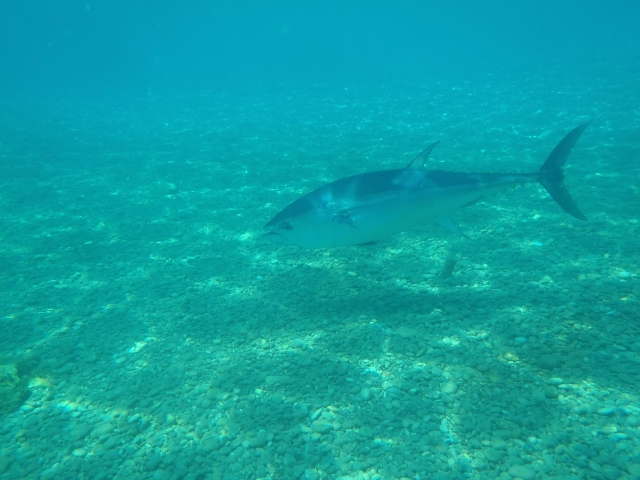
[537,122,590,221]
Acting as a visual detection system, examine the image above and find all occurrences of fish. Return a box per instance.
[263,122,590,248]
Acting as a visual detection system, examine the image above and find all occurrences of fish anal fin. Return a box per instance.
[436,217,464,237]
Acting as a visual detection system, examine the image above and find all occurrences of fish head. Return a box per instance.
[263,193,338,248]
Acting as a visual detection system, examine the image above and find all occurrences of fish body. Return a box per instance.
[264,123,589,248]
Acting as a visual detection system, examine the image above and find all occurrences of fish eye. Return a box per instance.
[281,221,293,230]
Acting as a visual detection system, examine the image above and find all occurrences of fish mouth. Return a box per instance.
[261,231,281,241]
[262,230,288,245]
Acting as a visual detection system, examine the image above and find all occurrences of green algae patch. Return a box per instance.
[0,363,29,416]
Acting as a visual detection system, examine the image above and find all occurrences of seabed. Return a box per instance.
[0,67,639,479]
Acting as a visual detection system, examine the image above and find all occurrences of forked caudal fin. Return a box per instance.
[537,122,590,221]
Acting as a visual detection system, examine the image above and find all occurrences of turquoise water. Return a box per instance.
[1,64,639,479]
[1,2,640,478]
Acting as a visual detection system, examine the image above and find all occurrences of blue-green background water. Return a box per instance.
[1,2,639,480]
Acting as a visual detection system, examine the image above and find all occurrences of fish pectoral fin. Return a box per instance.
[436,217,464,237]
[332,212,359,229]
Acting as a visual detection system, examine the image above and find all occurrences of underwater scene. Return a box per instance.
[1,2,639,480]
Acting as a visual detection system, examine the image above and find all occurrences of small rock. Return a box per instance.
[508,465,536,479]
[600,424,618,434]
[589,460,603,473]
[146,454,163,470]
[441,381,457,394]
[491,438,507,450]
[0,452,11,474]
[531,390,547,403]
[597,407,616,416]
[627,416,640,427]
[153,469,170,480]
[201,437,221,452]
[538,354,563,369]
[359,388,371,401]
[628,464,640,476]
[431,366,443,376]
[573,405,588,415]
[0,364,29,416]
[397,326,416,338]
[304,469,320,480]
[398,380,413,392]
[265,375,293,385]
[283,453,296,467]
[72,448,86,457]
[311,421,332,434]
[250,435,268,448]
[515,337,527,344]
[127,413,141,424]
[91,422,115,438]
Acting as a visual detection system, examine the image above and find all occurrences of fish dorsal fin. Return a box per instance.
[406,141,440,169]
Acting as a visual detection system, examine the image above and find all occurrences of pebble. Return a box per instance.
[441,381,458,394]
[359,388,372,401]
[627,416,640,427]
[311,422,332,434]
[153,470,170,480]
[397,326,416,338]
[538,354,563,369]
[91,422,115,438]
[589,460,603,473]
[599,424,618,434]
[71,448,86,457]
[597,407,616,416]
[265,375,293,385]
[146,455,163,470]
[508,465,536,479]
[491,438,506,449]
[127,414,141,424]
[515,337,527,344]
[250,435,269,448]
